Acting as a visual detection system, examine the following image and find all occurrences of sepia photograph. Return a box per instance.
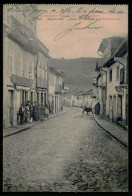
[3,4,128,192]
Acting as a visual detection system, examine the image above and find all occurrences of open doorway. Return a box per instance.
[112,95,116,122]
[117,95,122,120]
[8,90,14,126]
[109,96,112,120]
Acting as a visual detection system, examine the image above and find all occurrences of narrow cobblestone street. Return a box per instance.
[3,107,128,192]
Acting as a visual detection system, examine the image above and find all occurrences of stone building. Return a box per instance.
[3,5,38,128]
[71,90,85,107]
[3,5,50,128]
[63,92,72,107]
[93,36,128,128]
[94,37,125,117]
[49,67,64,113]
[104,37,128,127]
[82,89,93,108]
[36,39,50,106]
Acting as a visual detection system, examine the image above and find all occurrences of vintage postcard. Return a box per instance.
[3,4,128,192]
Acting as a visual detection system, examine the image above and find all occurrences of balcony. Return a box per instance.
[6,15,37,54]
[37,77,47,89]
[11,74,33,87]
[55,84,62,93]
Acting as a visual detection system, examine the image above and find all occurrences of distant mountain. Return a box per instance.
[49,57,101,91]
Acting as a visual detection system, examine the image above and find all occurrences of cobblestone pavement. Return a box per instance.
[3,107,128,192]
[94,114,128,146]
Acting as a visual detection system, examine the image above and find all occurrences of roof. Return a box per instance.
[73,90,85,96]
[115,36,128,57]
[37,39,50,59]
[55,69,65,77]
[98,36,125,55]
[83,89,93,95]
[103,36,128,68]
[49,66,55,72]
[49,66,65,77]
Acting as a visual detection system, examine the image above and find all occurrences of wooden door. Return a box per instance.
[117,95,122,119]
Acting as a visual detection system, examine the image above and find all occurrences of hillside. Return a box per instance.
[49,57,101,91]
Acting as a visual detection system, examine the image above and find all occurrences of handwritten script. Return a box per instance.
[7,5,126,41]
[54,20,102,41]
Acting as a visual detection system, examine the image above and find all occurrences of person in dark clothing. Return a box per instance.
[51,101,54,114]
[94,102,100,116]
[19,105,24,125]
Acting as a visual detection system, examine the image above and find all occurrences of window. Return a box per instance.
[21,90,28,105]
[25,59,28,76]
[28,59,32,78]
[16,48,21,75]
[41,58,44,69]
[28,65,32,78]
[25,91,28,103]
[30,92,33,103]
[44,62,48,80]
[37,67,41,78]
[37,92,39,104]
[22,90,24,105]
[22,54,26,76]
[116,66,119,81]
[109,69,112,82]
[120,68,124,85]
[39,57,42,67]
[41,93,43,105]
[44,93,46,105]
[8,42,13,74]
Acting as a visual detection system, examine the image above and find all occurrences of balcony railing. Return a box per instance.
[55,84,62,93]
[9,15,34,36]
[11,74,33,87]
[37,77,47,89]
[6,15,37,54]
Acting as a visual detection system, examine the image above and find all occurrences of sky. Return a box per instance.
[37,4,128,59]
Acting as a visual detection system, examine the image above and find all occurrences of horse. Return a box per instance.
[82,107,92,115]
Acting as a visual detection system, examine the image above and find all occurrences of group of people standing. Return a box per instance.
[18,101,54,125]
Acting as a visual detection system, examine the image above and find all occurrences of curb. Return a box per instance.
[4,111,66,138]
[45,111,66,121]
[92,112,128,148]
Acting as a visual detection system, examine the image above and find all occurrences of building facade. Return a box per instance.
[3,4,50,128]
[36,39,50,106]
[82,89,93,108]
[93,36,128,128]
[49,67,64,113]
[3,5,38,128]
[62,92,72,107]
[105,37,128,126]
